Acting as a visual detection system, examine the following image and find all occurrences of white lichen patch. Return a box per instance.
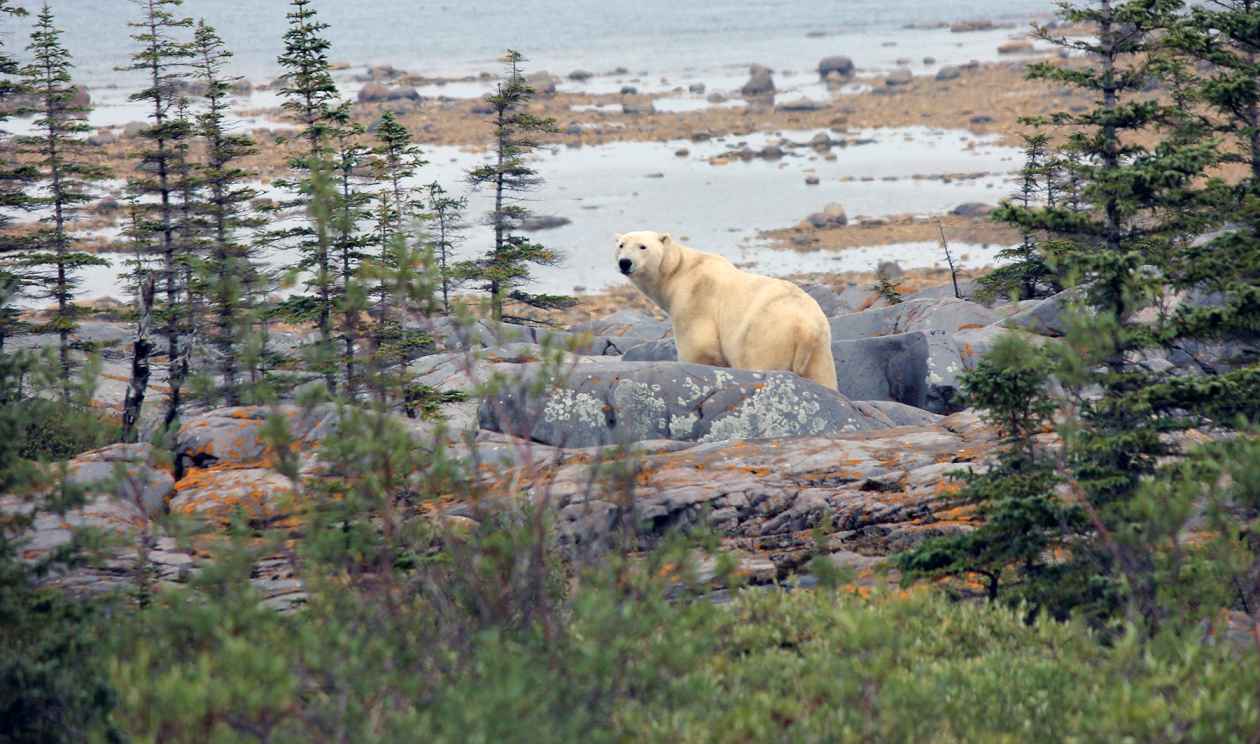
[543,390,607,429]
[700,376,829,443]
[668,412,700,439]
[611,380,668,440]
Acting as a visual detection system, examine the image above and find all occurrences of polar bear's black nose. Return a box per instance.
[619,258,632,275]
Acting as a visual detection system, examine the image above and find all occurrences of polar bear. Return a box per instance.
[615,230,838,391]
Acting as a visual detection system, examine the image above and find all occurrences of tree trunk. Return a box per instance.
[122,274,156,443]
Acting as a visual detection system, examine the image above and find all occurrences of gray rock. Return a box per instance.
[818,55,856,78]
[621,338,678,362]
[621,97,655,115]
[833,330,966,414]
[526,71,558,96]
[830,298,998,340]
[778,98,825,112]
[935,65,962,81]
[570,309,672,341]
[175,405,339,472]
[797,283,848,317]
[852,400,944,427]
[357,82,421,103]
[66,443,173,518]
[1002,287,1084,337]
[805,203,848,229]
[688,82,706,94]
[741,64,775,97]
[479,361,889,447]
[953,325,1050,369]
[885,68,913,86]
[950,202,996,217]
[515,214,571,231]
[568,69,594,81]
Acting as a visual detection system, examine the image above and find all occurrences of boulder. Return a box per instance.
[526,71,558,97]
[688,82,706,94]
[885,68,913,87]
[621,338,679,362]
[954,325,1049,369]
[951,19,996,33]
[935,65,962,81]
[809,132,834,149]
[998,39,1035,55]
[0,443,173,563]
[797,282,849,317]
[70,85,91,109]
[66,443,173,518]
[818,55,856,79]
[479,361,890,448]
[568,69,594,81]
[741,64,775,97]
[805,203,848,229]
[515,214,571,231]
[87,130,117,147]
[777,97,825,112]
[832,330,966,414]
[950,202,996,218]
[1002,287,1083,337]
[175,405,340,473]
[621,96,655,115]
[357,83,421,103]
[570,309,672,341]
[169,467,296,522]
[829,298,998,340]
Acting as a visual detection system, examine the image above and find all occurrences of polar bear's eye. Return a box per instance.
[638,245,646,251]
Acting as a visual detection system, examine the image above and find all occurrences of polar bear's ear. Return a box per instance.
[614,233,624,244]
[658,232,672,245]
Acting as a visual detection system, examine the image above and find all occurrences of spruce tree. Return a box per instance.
[982,133,1062,302]
[0,1,33,351]
[17,4,109,399]
[123,0,194,430]
[329,105,373,394]
[463,50,572,322]
[366,112,428,375]
[427,181,467,315]
[191,19,261,406]
[993,0,1256,630]
[274,0,343,391]
[898,336,1078,606]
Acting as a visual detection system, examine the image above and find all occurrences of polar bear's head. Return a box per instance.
[614,230,675,283]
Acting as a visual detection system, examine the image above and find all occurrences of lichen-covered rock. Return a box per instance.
[832,330,966,414]
[479,361,889,447]
[829,298,998,340]
[169,466,297,523]
[175,405,339,472]
[512,410,998,558]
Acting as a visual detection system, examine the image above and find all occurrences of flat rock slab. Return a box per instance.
[480,360,890,448]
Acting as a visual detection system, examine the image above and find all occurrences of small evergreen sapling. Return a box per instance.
[463,50,573,322]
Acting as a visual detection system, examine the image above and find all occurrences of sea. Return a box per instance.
[33,0,1055,90]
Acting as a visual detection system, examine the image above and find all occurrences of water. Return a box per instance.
[65,126,1021,301]
[28,0,1054,88]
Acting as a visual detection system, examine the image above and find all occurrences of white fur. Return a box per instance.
[615,231,838,390]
